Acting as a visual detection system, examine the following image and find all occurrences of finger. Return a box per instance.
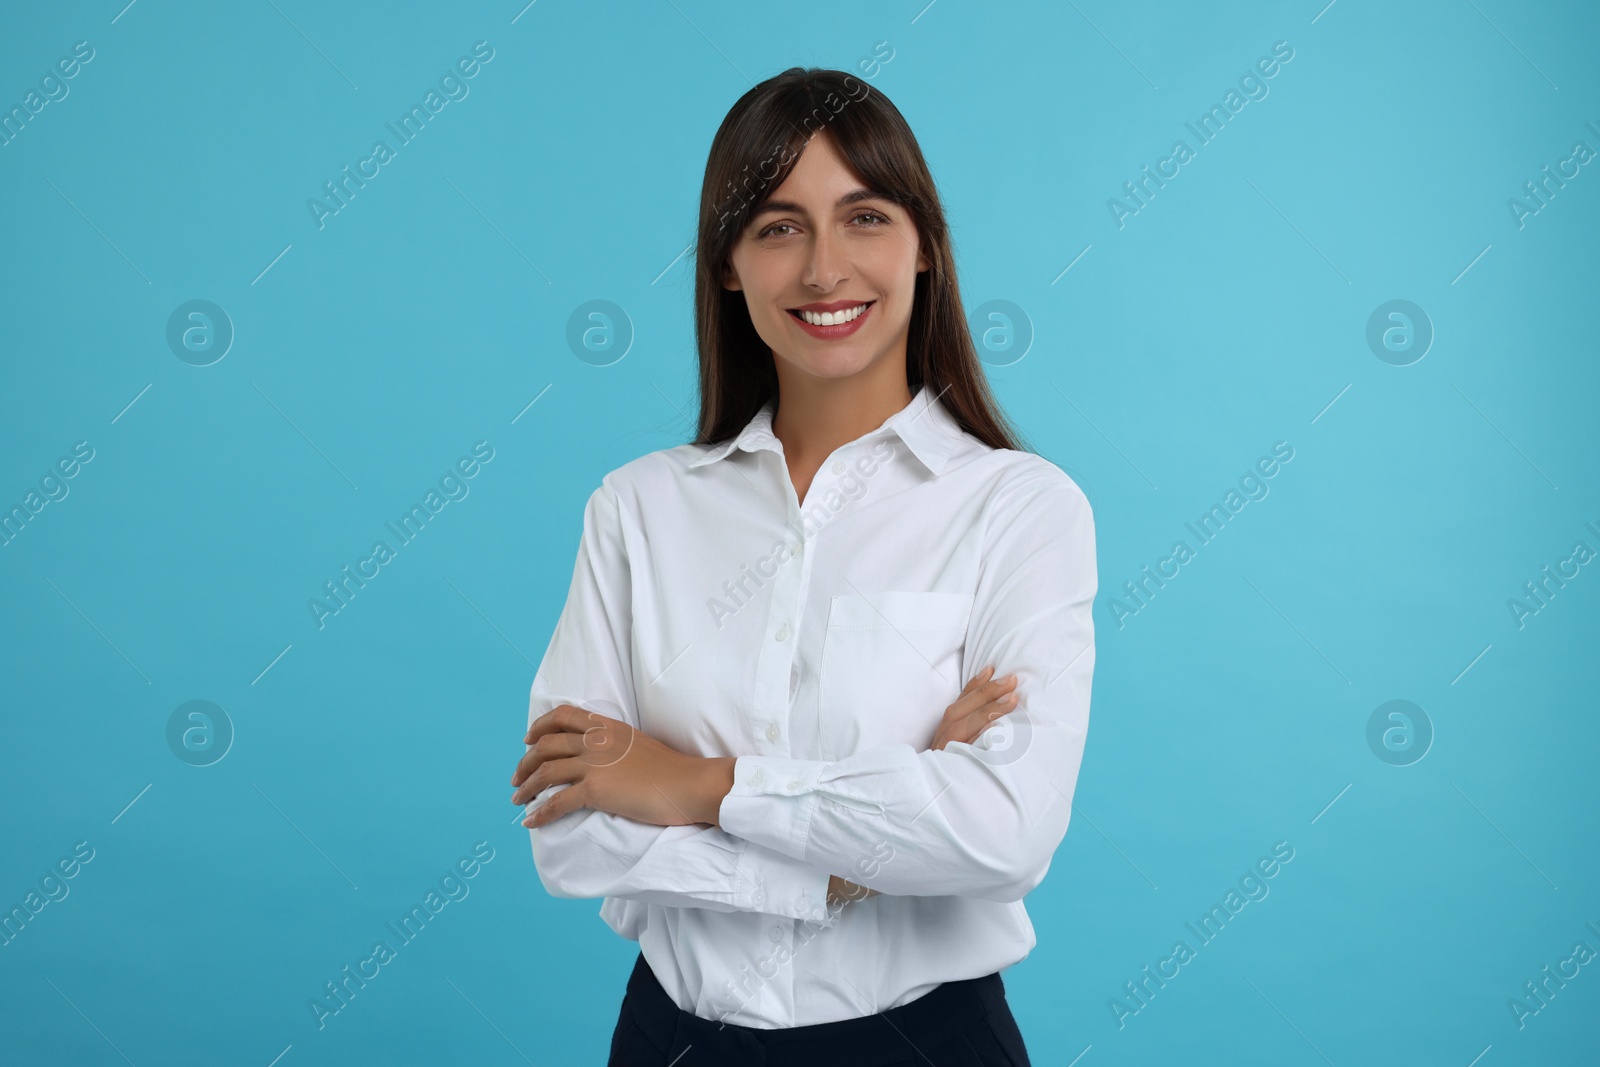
[523,783,588,828]
[955,672,1016,715]
[940,672,1016,726]
[934,691,1010,751]
[958,665,995,698]
[949,693,1020,746]
[510,731,586,788]
[525,704,591,746]
[935,690,1019,750]
[511,753,587,806]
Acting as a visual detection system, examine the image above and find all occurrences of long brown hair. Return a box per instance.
[691,67,1031,455]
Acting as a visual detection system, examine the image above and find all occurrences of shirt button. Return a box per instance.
[766,722,781,742]
[749,769,764,786]
[775,623,791,642]
[787,778,803,791]
[789,663,800,697]
[831,460,846,475]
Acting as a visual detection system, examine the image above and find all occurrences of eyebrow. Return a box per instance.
[749,188,889,221]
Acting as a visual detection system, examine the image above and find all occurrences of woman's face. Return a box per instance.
[722,129,930,385]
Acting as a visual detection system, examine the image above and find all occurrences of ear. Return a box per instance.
[916,249,931,273]
[721,259,743,292]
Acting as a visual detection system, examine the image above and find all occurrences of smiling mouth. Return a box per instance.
[787,300,875,327]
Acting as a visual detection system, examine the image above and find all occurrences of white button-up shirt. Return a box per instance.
[525,384,1097,1029]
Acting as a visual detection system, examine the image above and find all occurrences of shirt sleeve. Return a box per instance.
[717,462,1097,902]
[525,479,840,927]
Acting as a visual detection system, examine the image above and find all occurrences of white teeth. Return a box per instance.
[796,303,868,326]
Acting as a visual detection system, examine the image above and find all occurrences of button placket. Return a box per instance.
[781,517,819,758]
[750,472,813,758]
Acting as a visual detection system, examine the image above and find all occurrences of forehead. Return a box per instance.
[762,132,873,208]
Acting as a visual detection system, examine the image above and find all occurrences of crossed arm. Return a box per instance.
[510,667,1022,912]
[513,472,1095,922]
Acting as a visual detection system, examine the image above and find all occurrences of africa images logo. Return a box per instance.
[307,41,496,230]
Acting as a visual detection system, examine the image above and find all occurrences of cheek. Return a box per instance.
[762,305,796,341]
[742,263,794,319]
[870,247,921,301]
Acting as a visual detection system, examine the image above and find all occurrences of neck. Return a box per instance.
[770,365,914,467]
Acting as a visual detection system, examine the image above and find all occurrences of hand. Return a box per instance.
[511,705,735,829]
[826,665,1021,907]
[931,665,1019,752]
[828,873,877,907]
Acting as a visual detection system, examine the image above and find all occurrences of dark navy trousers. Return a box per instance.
[607,951,1033,1066]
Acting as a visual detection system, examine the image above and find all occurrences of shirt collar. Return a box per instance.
[689,384,964,476]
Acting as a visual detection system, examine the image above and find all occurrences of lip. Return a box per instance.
[790,298,874,313]
[787,299,875,340]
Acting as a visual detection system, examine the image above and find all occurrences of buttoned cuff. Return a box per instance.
[731,842,840,928]
[719,755,826,861]
[718,756,854,929]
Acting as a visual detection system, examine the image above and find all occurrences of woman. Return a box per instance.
[510,67,1096,1066]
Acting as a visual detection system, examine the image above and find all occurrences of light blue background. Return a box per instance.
[2,1,1596,1064]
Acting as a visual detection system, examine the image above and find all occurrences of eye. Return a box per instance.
[758,211,890,239]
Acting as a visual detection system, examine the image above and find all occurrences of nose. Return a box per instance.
[801,225,847,291]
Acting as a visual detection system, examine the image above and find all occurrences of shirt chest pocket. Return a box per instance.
[814,590,976,758]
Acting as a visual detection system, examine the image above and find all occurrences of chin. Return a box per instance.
[779,352,874,381]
